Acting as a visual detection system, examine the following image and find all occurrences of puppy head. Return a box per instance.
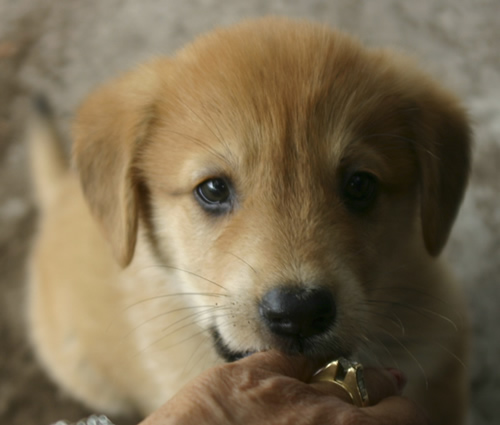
[73,18,470,361]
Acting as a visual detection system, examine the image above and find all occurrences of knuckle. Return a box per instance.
[215,362,303,395]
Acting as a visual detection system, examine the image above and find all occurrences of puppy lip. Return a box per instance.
[210,327,350,363]
[210,327,256,362]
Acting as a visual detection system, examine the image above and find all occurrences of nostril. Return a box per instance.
[259,286,336,338]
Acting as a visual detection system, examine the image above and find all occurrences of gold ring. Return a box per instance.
[310,358,370,407]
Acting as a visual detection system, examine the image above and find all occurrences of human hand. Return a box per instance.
[139,350,428,425]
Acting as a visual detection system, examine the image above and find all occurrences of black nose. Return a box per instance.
[259,287,336,339]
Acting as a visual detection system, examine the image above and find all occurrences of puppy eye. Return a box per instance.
[195,178,232,213]
[342,172,378,212]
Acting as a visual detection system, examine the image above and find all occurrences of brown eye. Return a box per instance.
[342,172,378,212]
[195,178,232,213]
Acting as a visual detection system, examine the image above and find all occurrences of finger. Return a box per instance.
[364,368,407,404]
[235,350,319,382]
[310,367,406,406]
[364,396,430,425]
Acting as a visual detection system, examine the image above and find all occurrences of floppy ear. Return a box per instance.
[73,64,161,267]
[413,86,471,257]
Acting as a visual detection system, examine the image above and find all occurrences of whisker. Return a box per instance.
[354,306,406,335]
[105,292,226,335]
[358,333,401,371]
[123,292,228,311]
[182,332,215,376]
[435,342,467,370]
[160,306,229,334]
[136,312,227,356]
[389,312,406,335]
[142,264,229,292]
[182,101,224,146]
[223,251,258,275]
[157,311,236,354]
[124,305,217,338]
[352,130,440,164]
[198,102,234,160]
[366,286,453,303]
[365,299,459,331]
[378,328,429,389]
[139,328,211,357]
[411,306,459,332]
[158,127,229,165]
[177,99,235,166]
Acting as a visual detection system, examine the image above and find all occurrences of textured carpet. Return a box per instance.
[0,1,498,424]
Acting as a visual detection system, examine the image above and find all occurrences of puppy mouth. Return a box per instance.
[210,328,256,362]
[210,327,351,363]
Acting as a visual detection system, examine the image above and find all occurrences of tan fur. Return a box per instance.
[28,18,470,423]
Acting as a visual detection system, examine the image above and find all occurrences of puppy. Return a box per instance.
[28,17,471,423]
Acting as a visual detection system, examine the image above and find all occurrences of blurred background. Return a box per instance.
[0,1,498,424]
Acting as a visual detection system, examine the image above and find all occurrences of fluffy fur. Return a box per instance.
[28,18,471,423]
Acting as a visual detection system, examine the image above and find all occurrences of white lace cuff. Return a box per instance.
[52,414,115,425]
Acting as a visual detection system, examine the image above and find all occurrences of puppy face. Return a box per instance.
[74,19,470,364]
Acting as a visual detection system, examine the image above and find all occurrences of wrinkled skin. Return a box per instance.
[140,351,428,425]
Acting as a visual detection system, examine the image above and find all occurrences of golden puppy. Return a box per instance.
[28,17,471,423]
